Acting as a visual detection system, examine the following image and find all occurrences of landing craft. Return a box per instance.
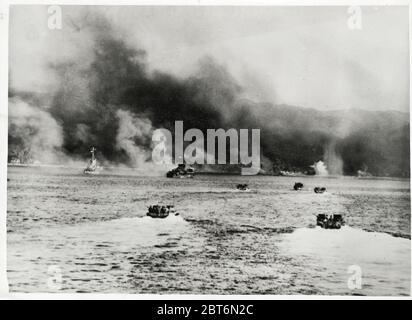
[316,214,345,229]
[166,164,194,178]
[147,205,179,218]
[314,187,327,194]
[293,182,304,190]
[236,183,249,191]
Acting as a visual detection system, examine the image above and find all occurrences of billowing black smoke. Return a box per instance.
[46,18,237,166]
[8,15,410,177]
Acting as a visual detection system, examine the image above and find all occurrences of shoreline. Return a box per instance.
[7,164,410,181]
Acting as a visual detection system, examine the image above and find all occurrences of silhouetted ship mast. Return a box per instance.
[84,146,98,174]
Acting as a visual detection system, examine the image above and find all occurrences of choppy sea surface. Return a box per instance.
[7,166,411,295]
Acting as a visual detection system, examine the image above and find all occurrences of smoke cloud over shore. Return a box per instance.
[8,9,410,177]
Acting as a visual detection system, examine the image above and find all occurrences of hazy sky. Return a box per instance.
[9,5,410,112]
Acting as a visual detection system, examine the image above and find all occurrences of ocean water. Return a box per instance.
[7,166,411,295]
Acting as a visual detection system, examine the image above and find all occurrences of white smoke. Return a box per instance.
[311,160,329,176]
[115,109,153,167]
[323,142,343,175]
[8,98,64,164]
[311,142,344,176]
[115,109,176,174]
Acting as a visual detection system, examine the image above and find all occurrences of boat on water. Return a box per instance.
[147,205,179,218]
[236,183,249,191]
[166,164,194,178]
[293,182,304,191]
[84,147,100,175]
[314,187,326,194]
[316,214,345,229]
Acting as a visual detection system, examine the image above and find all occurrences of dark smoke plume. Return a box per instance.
[8,14,410,177]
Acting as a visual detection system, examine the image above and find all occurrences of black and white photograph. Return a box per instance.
[1,2,411,297]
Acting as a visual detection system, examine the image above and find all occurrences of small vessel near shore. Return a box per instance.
[166,164,194,178]
[147,205,179,218]
[84,146,100,175]
[293,182,304,191]
[314,187,326,194]
[236,183,249,191]
[316,214,344,229]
